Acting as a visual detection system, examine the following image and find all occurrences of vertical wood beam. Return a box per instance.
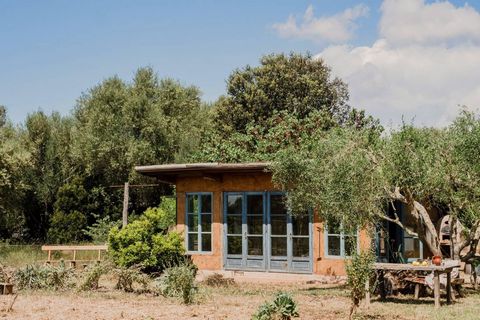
[122,182,129,228]
[434,271,440,308]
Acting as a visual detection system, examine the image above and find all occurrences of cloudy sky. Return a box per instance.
[1,0,479,126]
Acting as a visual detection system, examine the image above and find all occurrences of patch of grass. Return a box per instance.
[0,245,45,267]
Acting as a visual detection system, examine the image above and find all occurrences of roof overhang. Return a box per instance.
[135,162,271,183]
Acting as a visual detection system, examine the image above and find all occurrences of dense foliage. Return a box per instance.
[108,205,183,272]
[0,67,206,243]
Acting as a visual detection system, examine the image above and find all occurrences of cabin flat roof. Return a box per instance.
[135,162,271,179]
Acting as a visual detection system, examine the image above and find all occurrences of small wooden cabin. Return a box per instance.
[136,162,374,276]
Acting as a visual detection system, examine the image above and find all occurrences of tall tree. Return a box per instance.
[213,53,350,136]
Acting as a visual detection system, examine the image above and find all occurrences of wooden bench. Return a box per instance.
[41,245,108,268]
[0,283,13,295]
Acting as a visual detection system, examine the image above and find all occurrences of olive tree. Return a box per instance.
[271,110,480,263]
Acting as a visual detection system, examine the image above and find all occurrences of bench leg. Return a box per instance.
[434,271,440,309]
[365,279,370,307]
[414,284,420,299]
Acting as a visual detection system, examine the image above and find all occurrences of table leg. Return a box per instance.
[365,279,370,307]
[414,284,420,299]
[434,271,440,309]
[379,270,386,301]
[446,272,452,304]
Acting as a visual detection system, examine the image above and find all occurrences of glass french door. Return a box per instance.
[224,192,266,270]
[268,193,311,273]
[224,192,311,273]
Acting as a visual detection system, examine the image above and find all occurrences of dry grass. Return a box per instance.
[0,278,479,320]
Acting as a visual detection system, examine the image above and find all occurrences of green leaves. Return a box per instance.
[108,205,184,272]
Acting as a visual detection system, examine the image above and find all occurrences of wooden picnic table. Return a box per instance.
[372,262,460,308]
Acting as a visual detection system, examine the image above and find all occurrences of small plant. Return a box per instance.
[155,263,197,304]
[345,250,375,319]
[14,263,75,290]
[113,266,149,292]
[252,291,299,320]
[79,262,111,291]
[83,214,120,244]
[204,273,235,287]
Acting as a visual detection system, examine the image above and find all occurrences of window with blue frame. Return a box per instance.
[186,193,212,253]
[325,221,358,258]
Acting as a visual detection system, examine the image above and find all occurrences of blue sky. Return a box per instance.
[1,0,480,125]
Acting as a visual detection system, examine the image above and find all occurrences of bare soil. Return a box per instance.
[1,281,480,320]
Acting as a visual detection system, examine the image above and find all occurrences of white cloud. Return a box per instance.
[317,40,480,126]
[380,0,480,46]
[272,4,369,44]
[308,0,480,127]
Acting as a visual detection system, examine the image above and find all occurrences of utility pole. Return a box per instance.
[122,182,129,228]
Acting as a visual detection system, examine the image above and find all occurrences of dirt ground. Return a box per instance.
[1,281,480,320]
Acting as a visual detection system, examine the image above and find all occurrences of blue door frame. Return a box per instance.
[223,192,313,273]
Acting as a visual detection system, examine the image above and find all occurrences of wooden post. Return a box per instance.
[434,271,441,309]
[122,182,129,228]
[446,272,452,304]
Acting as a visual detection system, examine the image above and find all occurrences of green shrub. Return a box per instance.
[108,205,184,272]
[155,264,197,304]
[14,263,75,290]
[345,250,375,317]
[79,262,111,291]
[47,210,87,244]
[113,266,149,292]
[252,292,299,320]
[83,214,120,244]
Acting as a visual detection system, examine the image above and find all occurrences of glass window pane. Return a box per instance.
[344,236,357,256]
[293,237,309,258]
[247,194,263,215]
[248,237,263,256]
[227,215,242,234]
[404,237,421,259]
[201,233,211,252]
[201,214,211,232]
[271,215,287,235]
[187,214,198,232]
[201,194,212,213]
[292,214,309,236]
[270,195,287,215]
[187,194,199,214]
[271,237,287,256]
[227,195,242,215]
[188,234,198,251]
[227,236,242,255]
[327,235,341,256]
[247,215,263,235]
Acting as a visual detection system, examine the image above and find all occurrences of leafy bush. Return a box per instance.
[78,262,111,291]
[252,292,299,320]
[108,205,184,272]
[345,250,375,317]
[47,210,87,244]
[83,214,120,244]
[14,263,75,290]
[155,264,197,304]
[113,266,149,292]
